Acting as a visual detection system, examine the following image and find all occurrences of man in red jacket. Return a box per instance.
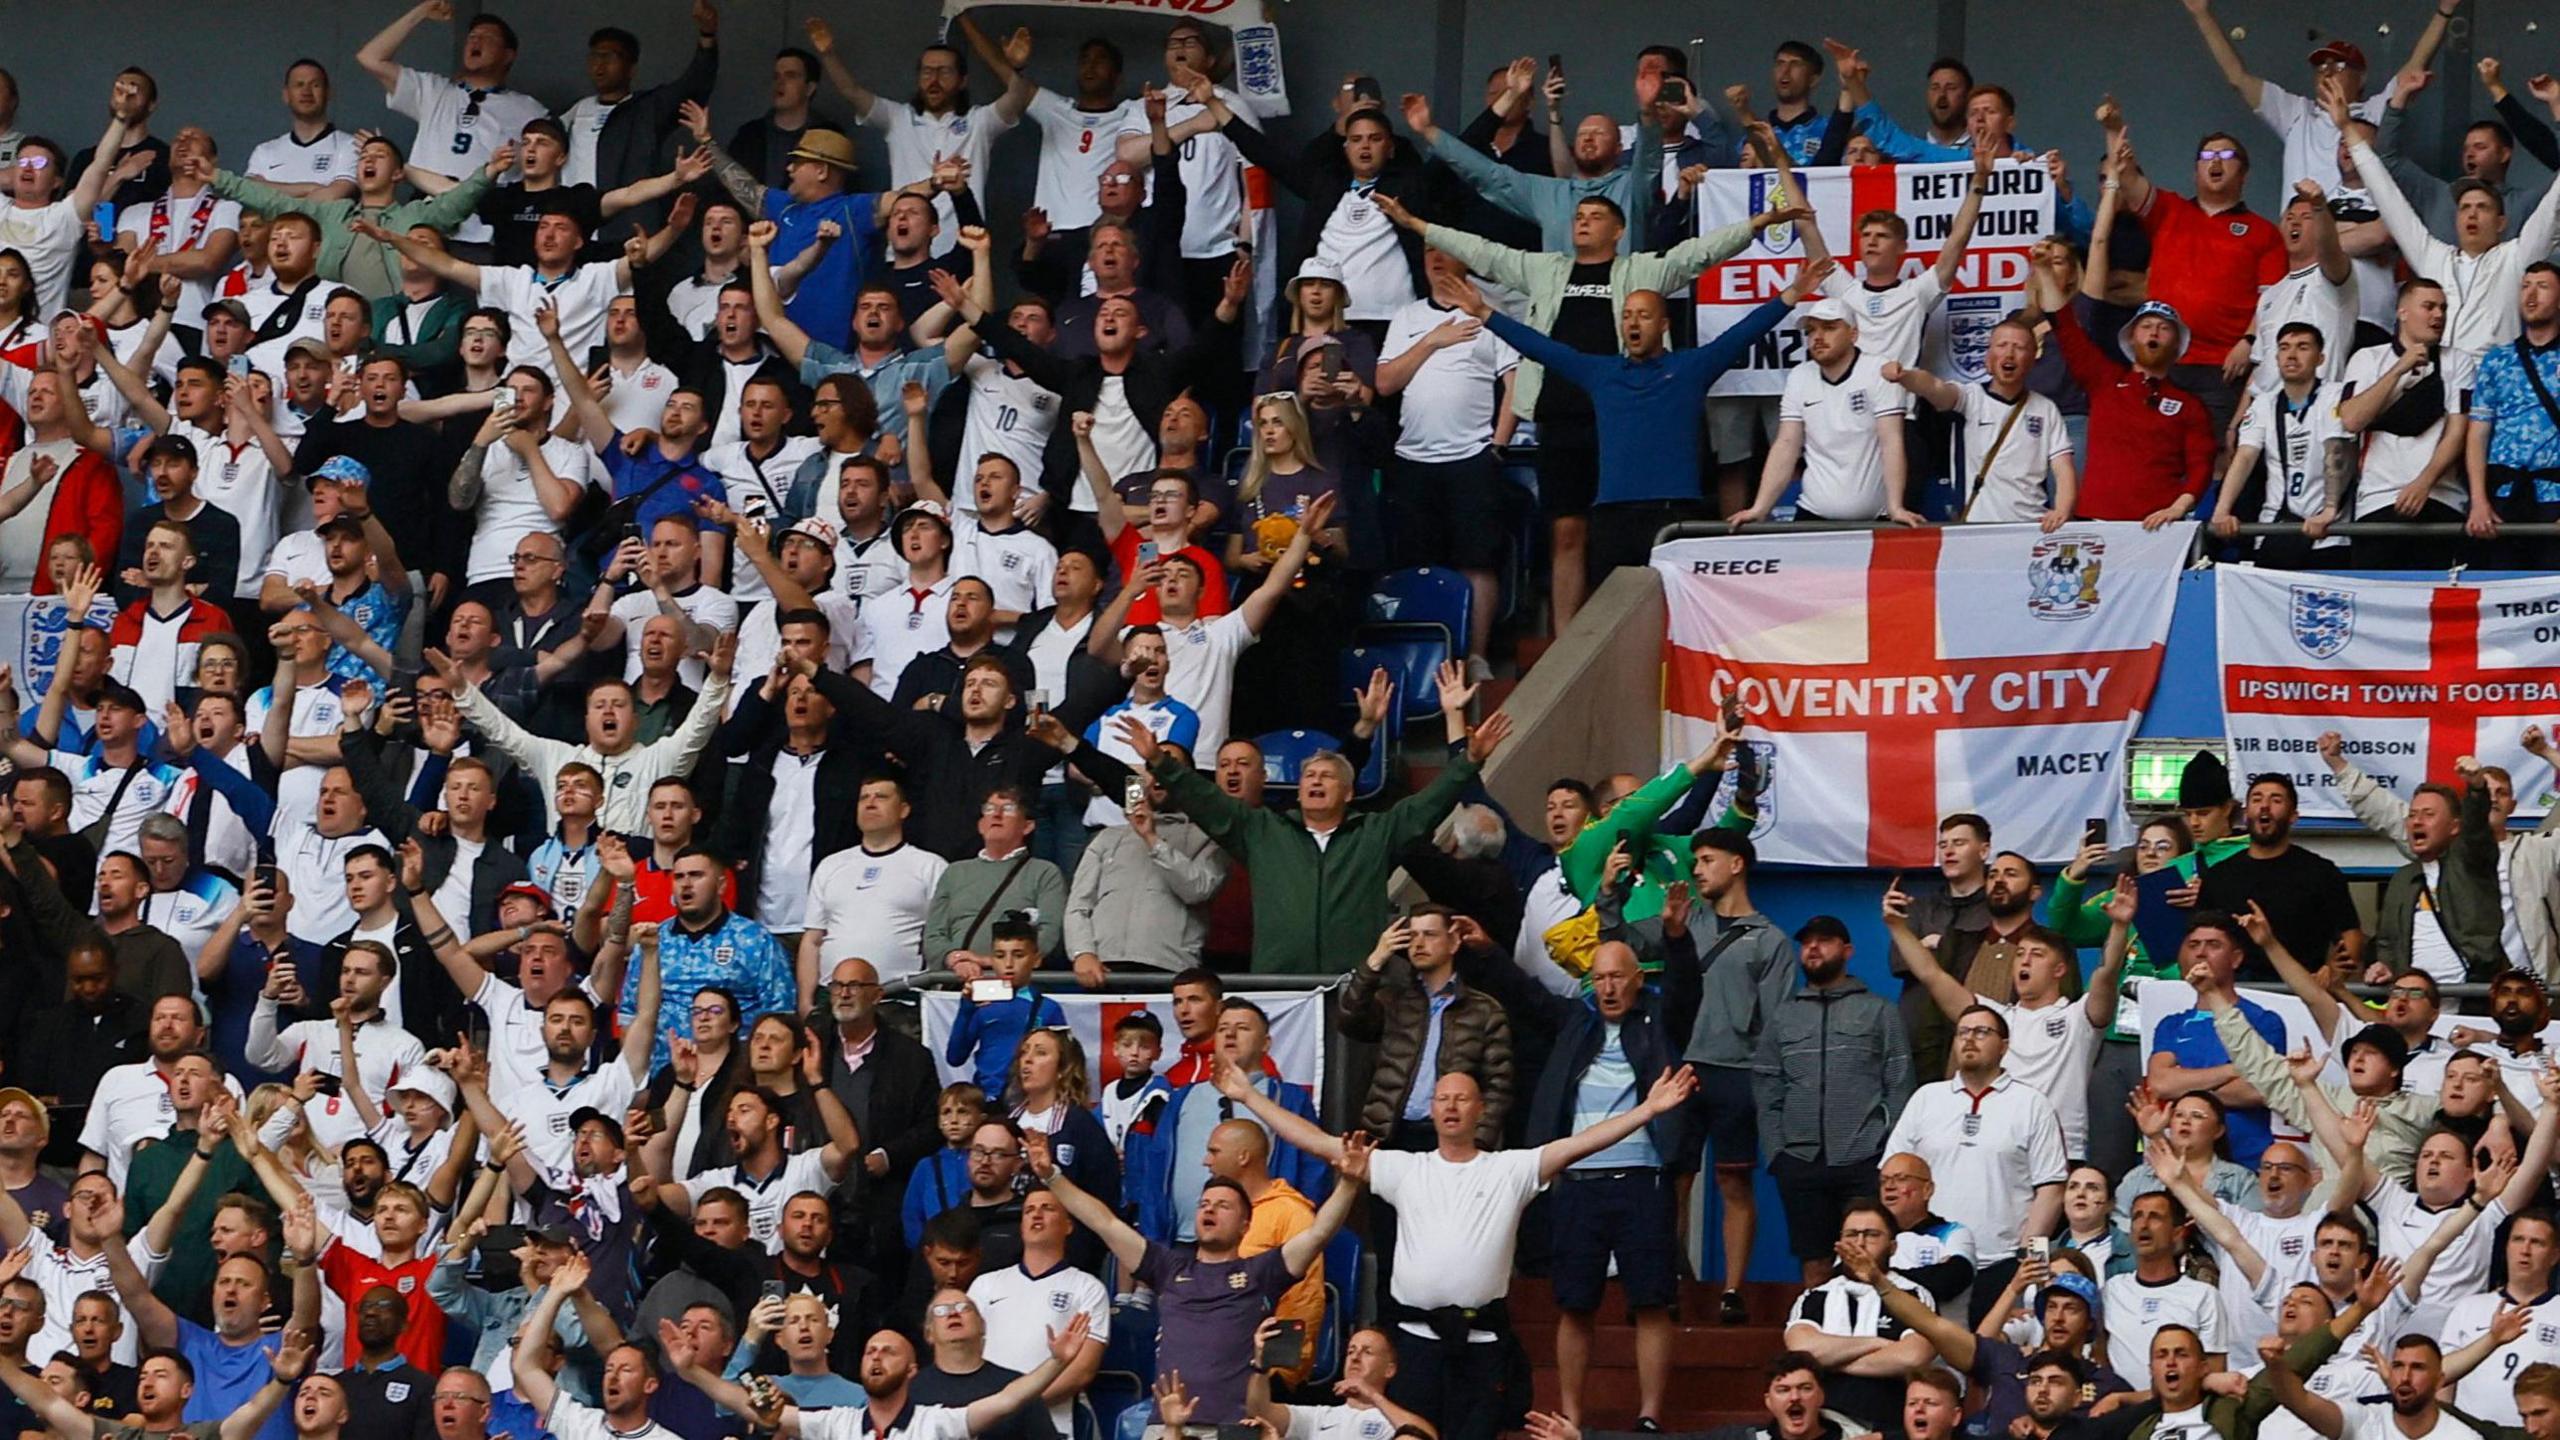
[2026,257,2216,528]
[0,347,121,595]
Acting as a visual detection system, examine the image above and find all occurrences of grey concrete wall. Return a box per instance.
[7,2,2532,253]
[1477,562,1666,825]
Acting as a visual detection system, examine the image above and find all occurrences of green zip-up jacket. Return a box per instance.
[1560,765,1691,925]
[2090,1323,2339,1440]
[1420,217,1757,420]
[207,167,495,299]
[1152,746,1478,974]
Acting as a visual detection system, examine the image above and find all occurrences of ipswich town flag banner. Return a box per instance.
[1656,523,2189,868]
[2217,568,2560,821]
[1692,159,2054,395]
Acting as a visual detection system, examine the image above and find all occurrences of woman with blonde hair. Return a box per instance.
[1007,1028,1120,1266]
[1256,257,1377,400]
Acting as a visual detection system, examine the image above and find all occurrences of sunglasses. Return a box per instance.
[2197,148,2242,161]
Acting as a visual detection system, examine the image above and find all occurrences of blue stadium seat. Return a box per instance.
[1368,566,1474,651]
[1310,1226,1366,1384]
[1255,727,1384,800]
[1342,628,1448,722]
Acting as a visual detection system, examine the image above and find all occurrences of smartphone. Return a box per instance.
[1349,77,1383,105]
[309,1072,342,1097]
[1720,692,1744,730]
[1125,777,1147,810]
[2026,1236,2051,1264]
[1548,53,1564,77]
[226,354,253,380]
[1660,77,1690,106]
[2084,817,2109,849]
[491,388,517,417]
[92,202,116,239]
[253,863,283,896]
[970,978,1016,1004]
[759,1280,788,1305]
[1026,688,1051,718]
[1256,1318,1307,1372]
[1135,539,1160,567]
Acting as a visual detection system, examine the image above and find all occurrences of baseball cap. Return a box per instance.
[200,298,251,327]
[285,337,335,365]
[2340,1023,2409,1074]
[143,433,199,467]
[499,880,555,911]
[568,1106,627,1147]
[525,1222,581,1248]
[2307,39,2368,70]
[784,516,841,551]
[0,1087,47,1132]
[1800,297,1856,326]
[2040,1269,2102,1319]
[94,678,148,714]
[896,499,954,538]
[1794,914,1852,944]
[309,455,373,488]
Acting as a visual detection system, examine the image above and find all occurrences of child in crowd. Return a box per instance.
[1098,1010,1165,1153]
[942,915,1068,1095]
[901,1082,991,1248]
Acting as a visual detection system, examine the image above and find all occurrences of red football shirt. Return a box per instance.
[2137,188,2287,366]
[319,1241,445,1372]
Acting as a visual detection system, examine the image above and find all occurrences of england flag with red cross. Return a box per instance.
[2218,568,2560,820]
[1656,523,2190,868]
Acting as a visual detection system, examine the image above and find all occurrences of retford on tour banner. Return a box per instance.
[939,0,1291,115]
[2217,568,2560,821]
[1692,158,2055,395]
[1656,523,2189,869]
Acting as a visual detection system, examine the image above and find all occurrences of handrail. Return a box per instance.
[1653,517,2560,547]
[885,969,1348,997]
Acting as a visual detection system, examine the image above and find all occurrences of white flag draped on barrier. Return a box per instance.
[920,987,1328,1088]
[1691,159,2055,395]
[1655,523,2189,869]
[2216,567,2560,820]
[937,0,1290,116]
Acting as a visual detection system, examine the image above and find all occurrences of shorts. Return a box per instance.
[1769,1154,1880,1262]
[1708,395,1782,465]
[1387,450,1509,571]
[1548,1168,1679,1312]
[1535,422,1599,518]
[1679,1065,1759,1173]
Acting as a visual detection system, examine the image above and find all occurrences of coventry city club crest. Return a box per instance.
[2289,586,2354,659]
[1751,171,1796,254]
[2026,535,2105,621]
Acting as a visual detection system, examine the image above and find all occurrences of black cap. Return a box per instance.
[2178,750,2233,808]
[567,1106,626,1146]
[525,1222,580,1248]
[1692,827,1757,867]
[94,678,149,714]
[142,433,198,467]
[2341,1022,2409,1074]
[1795,914,1852,944]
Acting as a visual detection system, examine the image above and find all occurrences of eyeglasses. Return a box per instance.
[2197,148,2242,161]
[16,154,49,171]
[1953,1025,2002,1039]
[2386,986,2434,1001]
[2260,1159,2311,1175]
[433,1394,489,1406]
[691,1004,732,1018]
[511,551,559,566]
[980,803,1024,816]
[929,1301,978,1317]
[967,1145,1018,1161]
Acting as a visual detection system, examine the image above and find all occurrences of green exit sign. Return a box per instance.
[2128,741,2218,810]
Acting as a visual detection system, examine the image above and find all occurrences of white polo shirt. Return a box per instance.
[806,842,947,981]
[1369,1147,1546,1338]
[1821,268,1946,368]
[677,1148,836,1252]
[1780,353,1909,519]
[1880,1072,2069,1260]
[1382,299,1518,463]
[969,1260,1112,1435]
[248,128,362,191]
[2340,343,2468,517]
[1026,93,1145,232]
[950,516,1057,624]
[480,263,624,376]
[2100,1271,2229,1371]
[1157,609,1256,758]
[1982,992,2106,1161]
[1951,385,2071,524]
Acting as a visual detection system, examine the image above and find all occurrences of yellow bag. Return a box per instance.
[1542,906,1603,977]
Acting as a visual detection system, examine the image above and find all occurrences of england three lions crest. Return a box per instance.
[2289,586,2354,659]
[2026,535,2105,621]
